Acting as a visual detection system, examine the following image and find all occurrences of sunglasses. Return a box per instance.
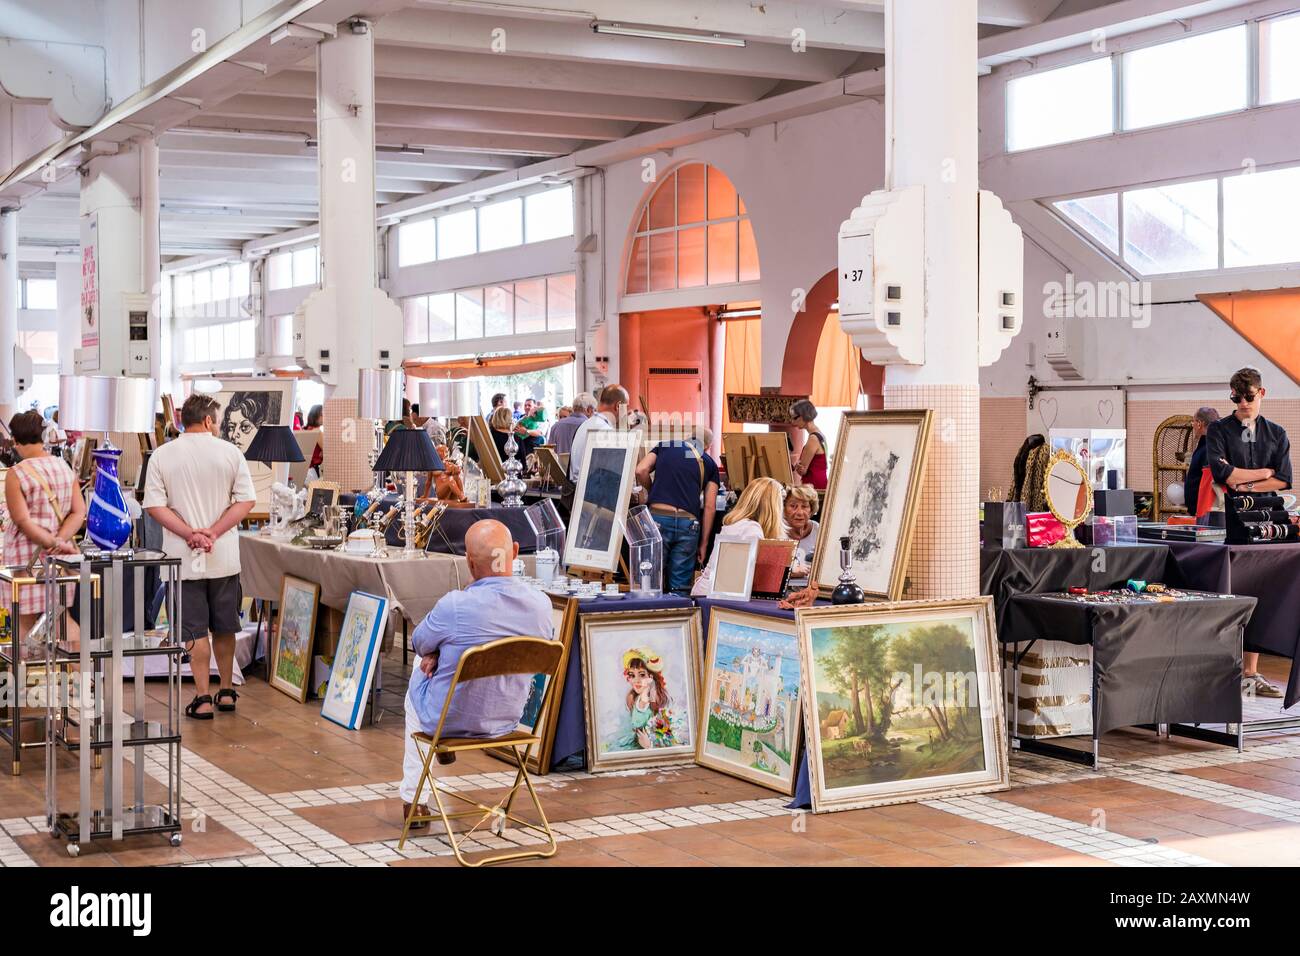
[1231,392,1260,404]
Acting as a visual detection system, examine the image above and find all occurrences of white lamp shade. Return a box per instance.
[357,368,404,420]
[59,375,158,433]
[419,379,479,418]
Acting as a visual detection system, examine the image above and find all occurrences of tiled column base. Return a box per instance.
[322,396,375,492]
[884,383,979,599]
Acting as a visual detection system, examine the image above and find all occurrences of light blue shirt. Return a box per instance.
[407,575,555,737]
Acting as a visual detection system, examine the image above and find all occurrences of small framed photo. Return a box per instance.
[270,575,319,703]
[708,538,758,601]
[306,481,340,519]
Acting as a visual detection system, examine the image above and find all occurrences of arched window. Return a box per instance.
[625,163,759,294]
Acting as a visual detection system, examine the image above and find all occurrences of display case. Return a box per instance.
[524,499,565,587]
[624,505,663,597]
[1049,428,1127,491]
[44,551,184,856]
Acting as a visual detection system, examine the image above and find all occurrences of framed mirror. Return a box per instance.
[1043,449,1092,548]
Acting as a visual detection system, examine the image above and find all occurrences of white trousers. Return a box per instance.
[399,660,425,803]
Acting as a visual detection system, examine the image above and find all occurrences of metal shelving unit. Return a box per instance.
[43,550,185,857]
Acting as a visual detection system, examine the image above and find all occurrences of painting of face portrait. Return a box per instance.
[811,410,932,600]
[697,610,802,794]
[797,598,1008,813]
[210,378,296,514]
[580,609,701,772]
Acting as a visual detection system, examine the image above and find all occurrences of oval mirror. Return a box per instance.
[1044,450,1092,546]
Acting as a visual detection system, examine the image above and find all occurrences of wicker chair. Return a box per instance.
[1152,415,1196,522]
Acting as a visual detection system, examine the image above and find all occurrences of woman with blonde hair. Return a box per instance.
[691,477,786,596]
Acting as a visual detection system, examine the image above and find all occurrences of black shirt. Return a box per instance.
[1184,436,1207,511]
[646,440,720,520]
[1206,414,1292,490]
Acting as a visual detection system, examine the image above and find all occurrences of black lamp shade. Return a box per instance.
[374,426,445,472]
[244,424,306,464]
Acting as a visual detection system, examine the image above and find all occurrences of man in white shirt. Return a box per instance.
[144,393,257,719]
[568,384,628,482]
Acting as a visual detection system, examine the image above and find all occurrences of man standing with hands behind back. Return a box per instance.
[145,393,257,719]
[1206,367,1292,699]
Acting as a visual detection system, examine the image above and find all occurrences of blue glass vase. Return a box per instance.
[87,446,133,551]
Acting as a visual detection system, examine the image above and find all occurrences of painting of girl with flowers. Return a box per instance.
[580,609,701,772]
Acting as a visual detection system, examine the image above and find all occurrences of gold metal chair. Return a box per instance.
[399,635,565,866]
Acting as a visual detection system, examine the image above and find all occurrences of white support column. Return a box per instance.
[882,0,981,599]
[303,20,404,490]
[56,259,80,376]
[140,138,162,384]
[0,210,17,419]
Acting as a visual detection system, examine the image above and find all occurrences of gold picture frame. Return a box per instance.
[306,480,340,519]
[809,409,933,601]
[487,594,577,776]
[796,597,1008,813]
[468,413,504,485]
[722,432,793,490]
[580,608,702,773]
[696,608,803,795]
[270,575,320,703]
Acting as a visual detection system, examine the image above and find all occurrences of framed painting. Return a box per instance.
[697,609,803,795]
[580,608,702,772]
[270,575,319,703]
[207,377,297,516]
[487,594,577,776]
[306,480,340,519]
[708,538,758,600]
[535,446,569,487]
[722,432,793,490]
[752,539,796,600]
[796,597,1008,813]
[320,590,389,730]
[809,409,933,600]
[468,413,504,484]
[564,429,640,574]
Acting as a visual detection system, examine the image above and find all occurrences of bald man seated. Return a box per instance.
[400,519,554,826]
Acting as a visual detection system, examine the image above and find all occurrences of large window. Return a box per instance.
[20,278,57,310]
[403,273,576,346]
[395,184,574,267]
[1260,12,1300,105]
[1122,26,1247,130]
[179,320,256,364]
[267,246,318,291]
[1051,161,1300,276]
[625,164,758,294]
[169,262,250,318]
[1005,58,1114,152]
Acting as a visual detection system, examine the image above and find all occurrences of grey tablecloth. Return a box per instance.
[239,532,471,626]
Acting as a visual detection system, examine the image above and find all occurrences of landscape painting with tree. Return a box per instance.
[797,599,1007,812]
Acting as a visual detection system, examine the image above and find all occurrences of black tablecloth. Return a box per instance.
[420,507,538,555]
[1005,593,1253,736]
[980,545,1173,639]
[1165,541,1300,707]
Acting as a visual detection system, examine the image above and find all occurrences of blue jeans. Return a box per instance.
[651,514,700,596]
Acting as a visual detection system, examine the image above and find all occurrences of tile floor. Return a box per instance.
[3,648,1299,867]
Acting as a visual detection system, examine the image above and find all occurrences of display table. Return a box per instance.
[1164,540,1300,709]
[239,532,472,629]
[1004,592,1254,762]
[417,506,538,555]
[548,594,695,770]
[980,544,1173,638]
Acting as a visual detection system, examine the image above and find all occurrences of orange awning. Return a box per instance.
[404,351,576,379]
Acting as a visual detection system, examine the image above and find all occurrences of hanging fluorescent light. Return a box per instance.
[592,21,746,47]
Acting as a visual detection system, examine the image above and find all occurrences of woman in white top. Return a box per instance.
[691,476,787,597]
[784,483,820,580]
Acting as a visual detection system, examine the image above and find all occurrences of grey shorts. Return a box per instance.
[180,575,243,643]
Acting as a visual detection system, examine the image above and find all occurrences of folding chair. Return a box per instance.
[399,635,565,866]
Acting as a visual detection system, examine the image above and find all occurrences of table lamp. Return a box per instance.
[244,424,305,536]
[373,427,444,557]
[58,374,157,552]
[358,368,405,499]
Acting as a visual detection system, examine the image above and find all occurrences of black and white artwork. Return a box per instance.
[811,411,932,600]
[564,430,640,573]
[211,378,296,514]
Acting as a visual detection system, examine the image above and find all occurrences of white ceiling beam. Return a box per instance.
[159,131,527,170]
[181,116,585,155]
[160,151,483,183]
[372,10,860,82]
[159,165,429,193]
[408,0,887,52]
[251,69,702,124]
[157,178,403,205]
[371,44,776,103]
[805,0,1072,26]
[209,93,638,140]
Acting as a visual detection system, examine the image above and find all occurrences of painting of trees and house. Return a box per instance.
[809,617,987,790]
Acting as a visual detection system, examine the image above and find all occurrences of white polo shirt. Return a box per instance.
[143,431,256,580]
[568,411,613,482]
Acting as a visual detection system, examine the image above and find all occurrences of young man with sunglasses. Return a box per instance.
[1206,367,1292,698]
